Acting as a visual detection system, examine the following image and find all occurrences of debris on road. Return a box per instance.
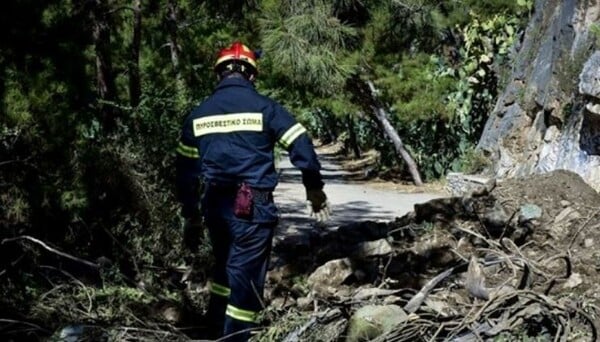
[263,170,600,341]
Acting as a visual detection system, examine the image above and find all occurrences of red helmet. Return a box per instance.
[214,42,258,78]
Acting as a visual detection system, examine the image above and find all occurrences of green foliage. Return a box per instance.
[376,54,454,123]
[402,12,520,178]
[443,0,531,25]
[253,309,310,342]
[453,147,491,174]
[260,0,357,96]
[4,76,32,126]
[591,23,600,46]
[445,13,519,137]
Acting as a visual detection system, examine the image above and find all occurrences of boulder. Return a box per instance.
[354,239,393,257]
[308,258,354,296]
[446,173,495,197]
[518,203,543,223]
[346,304,408,342]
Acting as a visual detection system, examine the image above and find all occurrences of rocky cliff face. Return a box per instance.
[478,0,600,191]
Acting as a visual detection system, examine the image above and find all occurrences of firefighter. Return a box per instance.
[175,42,330,341]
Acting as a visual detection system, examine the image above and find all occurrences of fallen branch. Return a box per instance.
[2,235,99,269]
[568,209,600,249]
[0,157,31,167]
[39,265,94,314]
[465,256,489,300]
[450,290,596,341]
[403,267,455,313]
[543,254,572,295]
[0,318,51,334]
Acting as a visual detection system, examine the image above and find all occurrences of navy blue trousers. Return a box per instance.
[205,216,275,341]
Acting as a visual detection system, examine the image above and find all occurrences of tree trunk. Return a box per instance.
[346,115,361,158]
[347,76,423,186]
[165,0,185,99]
[129,0,142,108]
[315,108,337,144]
[371,101,423,186]
[90,0,118,129]
[0,63,5,114]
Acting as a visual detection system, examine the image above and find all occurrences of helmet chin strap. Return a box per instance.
[218,62,256,81]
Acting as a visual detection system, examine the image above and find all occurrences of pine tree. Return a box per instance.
[260,0,424,185]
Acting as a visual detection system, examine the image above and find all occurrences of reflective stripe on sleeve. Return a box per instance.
[278,123,306,149]
[225,304,259,323]
[176,142,200,158]
[209,282,231,297]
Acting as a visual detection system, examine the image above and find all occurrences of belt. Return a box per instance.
[206,181,273,203]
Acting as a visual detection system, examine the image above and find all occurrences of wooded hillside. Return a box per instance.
[2,0,598,341]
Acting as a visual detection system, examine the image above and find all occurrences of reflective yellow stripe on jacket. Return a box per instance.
[176,141,199,158]
[278,123,306,149]
[226,304,259,323]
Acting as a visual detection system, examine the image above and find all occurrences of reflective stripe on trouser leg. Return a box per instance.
[206,216,232,339]
[209,281,231,297]
[226,304,258,323]
[207,280,231,337]
[223,219,276,341]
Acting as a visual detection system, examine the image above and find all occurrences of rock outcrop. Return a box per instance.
[478,0,600,191]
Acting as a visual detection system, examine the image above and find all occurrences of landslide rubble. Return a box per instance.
[264,170,600,342]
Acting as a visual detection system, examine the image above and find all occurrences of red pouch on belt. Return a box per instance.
[234,182,254,218]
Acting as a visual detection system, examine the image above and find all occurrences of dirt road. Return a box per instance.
[273,148,445,232]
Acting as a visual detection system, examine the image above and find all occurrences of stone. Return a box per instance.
[518,204,543,223]
[445,173,495,197]
[424,299,452,317]
[586,103,600,115]
[579,51,600,99]
[543,125,561,143]
[161,305,182,324]
[354,239,393,257]
[54,325,106,342]
[268,264,296,283]
[296,296,313,310]
[270,297,296,309]
[483,203,511,236]
[346,305,408,342]
[307,258,354,296]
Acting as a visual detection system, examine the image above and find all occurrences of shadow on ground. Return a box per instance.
[276,199,395,230]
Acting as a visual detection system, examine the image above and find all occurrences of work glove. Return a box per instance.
[182,212,204,253]
[306,188,331,222]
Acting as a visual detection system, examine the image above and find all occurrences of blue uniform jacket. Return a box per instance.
[176,76,323,222]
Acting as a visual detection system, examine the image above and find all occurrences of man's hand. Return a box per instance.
[306,188,331,222]
[183,212,204,252]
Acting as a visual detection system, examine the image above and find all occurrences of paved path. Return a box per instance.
[273,149,444,233]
